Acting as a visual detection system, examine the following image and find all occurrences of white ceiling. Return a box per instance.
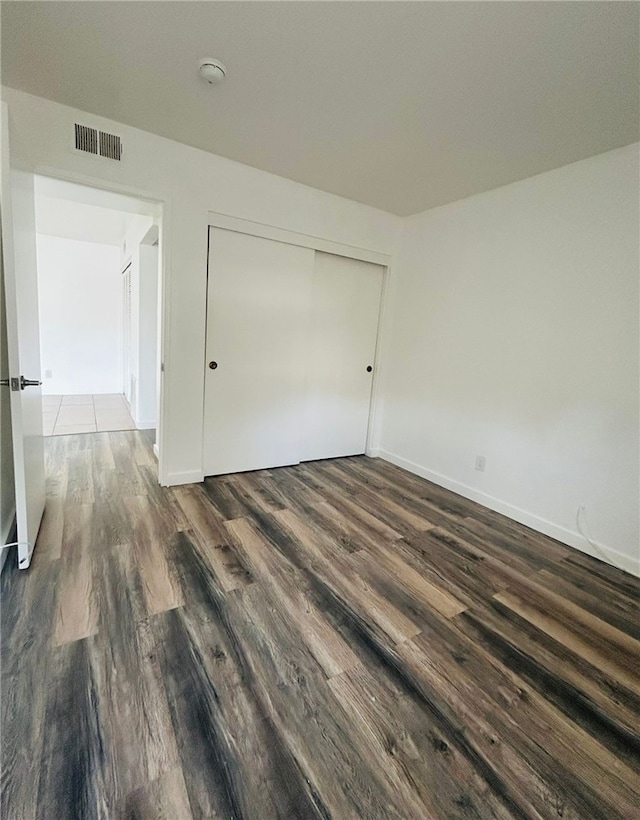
[3,2,638,216]
[35,176,157,245]
[35,176,159,219]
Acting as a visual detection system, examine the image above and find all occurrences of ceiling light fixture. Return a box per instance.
[199,58,226,86]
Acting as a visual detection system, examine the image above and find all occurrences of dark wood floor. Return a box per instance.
[2,431,639,819]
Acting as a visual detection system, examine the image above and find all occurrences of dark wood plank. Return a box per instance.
[455,599,640,774]
[492,581,640,693]
[155,531,396,819]
[1,558,60,820]
[171,484,254,592]
[3,433,639,819]
[65,447,95,505]
[397,633,640,818]
[353,538,467,619]
[533,566,640,640]
[116,767,193,820]
[328,663,513,819]
[89,545,180,807]
[272,507,422,645]
[35,638,110,820]
[43,435,69,499]
[124,495,183,616]
[363,456,570,554]
[31,496,64,564]
[225,516,361,678]
[54,503,99,646]
[293,463,404,541]
[313,460,435,538]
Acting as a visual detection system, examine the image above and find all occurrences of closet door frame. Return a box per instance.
[205,211,392,462]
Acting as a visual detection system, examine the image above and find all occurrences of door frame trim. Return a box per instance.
[23,168,169,485]
[207,211,391,267]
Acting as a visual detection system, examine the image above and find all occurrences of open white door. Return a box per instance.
[1,104,45,569]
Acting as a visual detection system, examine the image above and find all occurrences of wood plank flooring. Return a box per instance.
[2,431,639,819]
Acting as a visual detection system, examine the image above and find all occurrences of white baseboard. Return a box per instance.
[135,420,157,430]
[152,443,159,460]
[164,469,203,487]
[375,449,639,578]
[0,508,17,573]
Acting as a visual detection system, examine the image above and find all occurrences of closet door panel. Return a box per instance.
[303,252,383,461]
[203,228,313,476]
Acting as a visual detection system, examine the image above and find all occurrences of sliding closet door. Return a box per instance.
[203,228,314,476]
[302,252,383,462]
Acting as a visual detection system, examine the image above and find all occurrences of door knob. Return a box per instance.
[366,365,373,373]
[208,361,218,370]
[20,376,42,389]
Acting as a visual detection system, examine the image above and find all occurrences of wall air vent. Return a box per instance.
[99,130,122,161]
[73,123,122,161]
[74,123,98,155]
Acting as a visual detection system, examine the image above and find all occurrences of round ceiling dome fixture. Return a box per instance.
[199,58,226,86]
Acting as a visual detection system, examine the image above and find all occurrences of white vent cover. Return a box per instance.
[74,123,122,161]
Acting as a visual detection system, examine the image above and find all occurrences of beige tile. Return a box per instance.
[95,407,135,423]
[61,394,94,406]
[94,409,133,418]
[96,416,136,432]
[42,395,62,406]
[57,406,95,425]
[93,394,127,409]
[95,405,132,414]
[94,406,129,417]
[94,407,133,421]
[58,402,95,417]
[52,423,97,436]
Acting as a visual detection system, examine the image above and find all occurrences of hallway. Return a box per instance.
[42,394,135,436]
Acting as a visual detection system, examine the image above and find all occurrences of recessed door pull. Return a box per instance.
[209,361,218,370]
[366,365,373,373]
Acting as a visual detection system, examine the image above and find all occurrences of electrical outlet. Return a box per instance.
[44,369,52,379]
[475,455,486,472]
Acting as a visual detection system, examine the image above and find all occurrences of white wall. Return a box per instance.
[1,87,402,485]
[0,234,16,570]
[120,215,156,427]
[36,235,123,395]
[379,144,640,575]
[36,194,132,245]
[137,241,159,428]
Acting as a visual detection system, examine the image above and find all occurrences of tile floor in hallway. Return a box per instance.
[42,393,136,436]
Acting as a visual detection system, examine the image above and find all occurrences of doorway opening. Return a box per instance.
[34,177,162,443]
